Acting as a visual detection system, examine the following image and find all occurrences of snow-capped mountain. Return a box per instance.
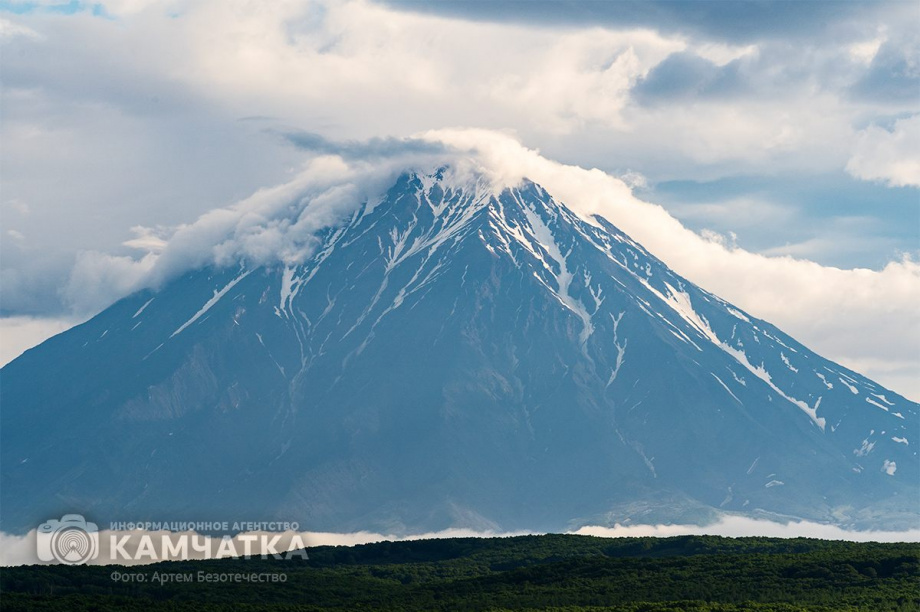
[2,170,917,535]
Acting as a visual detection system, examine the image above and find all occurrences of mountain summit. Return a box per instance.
[2,171,917,534]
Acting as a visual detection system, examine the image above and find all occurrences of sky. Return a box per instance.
[0,0,918,397]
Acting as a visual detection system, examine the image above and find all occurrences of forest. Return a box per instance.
[2,534,918,611]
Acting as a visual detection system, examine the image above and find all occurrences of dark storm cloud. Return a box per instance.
[376,0,885,43]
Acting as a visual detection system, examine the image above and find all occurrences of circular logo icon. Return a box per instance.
[51,526,97,565]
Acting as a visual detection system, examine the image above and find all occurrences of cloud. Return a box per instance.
[573,515,920,542]
[480,28,682,133]
[161,1,682,133]
[846,115,920,188]
[666,197,797,230]
[377,0,887,45]
[122,225,170,252]
[0,16,42,38]
[8,0,871,171]
[649,173,919,272]
[3,0,914,176]
[632,51,747,103]
[1,0,915,216]
[850,34,920,103]
[60,149,453,313]
[64,250,158,315]
[6,229,26,242]
[280,130,447,159]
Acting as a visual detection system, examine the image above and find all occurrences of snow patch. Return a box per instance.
[660,282,719,344]
[171,270,252,338]
[132,298,154,318]
[838,377,859,394]
[519,194,593,346]
[854,438,875,457]
[746,457,759,475]
[866,397,890,412]
[882,460,897,476]
[605,312,627,388]
[872,393,895,406]
[279,266,301,316]
[725,306,749,322]
[711,373,741,404]
[780,352,798,373]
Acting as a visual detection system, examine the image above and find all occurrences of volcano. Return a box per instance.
[2,170,916,535]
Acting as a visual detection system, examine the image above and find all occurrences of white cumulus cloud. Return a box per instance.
[847,115,920,188]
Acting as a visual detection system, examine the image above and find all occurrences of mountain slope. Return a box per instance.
[2,171,916,534]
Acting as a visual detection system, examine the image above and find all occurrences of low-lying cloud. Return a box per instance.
[2,514,916,566]
[572,515,920,542]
